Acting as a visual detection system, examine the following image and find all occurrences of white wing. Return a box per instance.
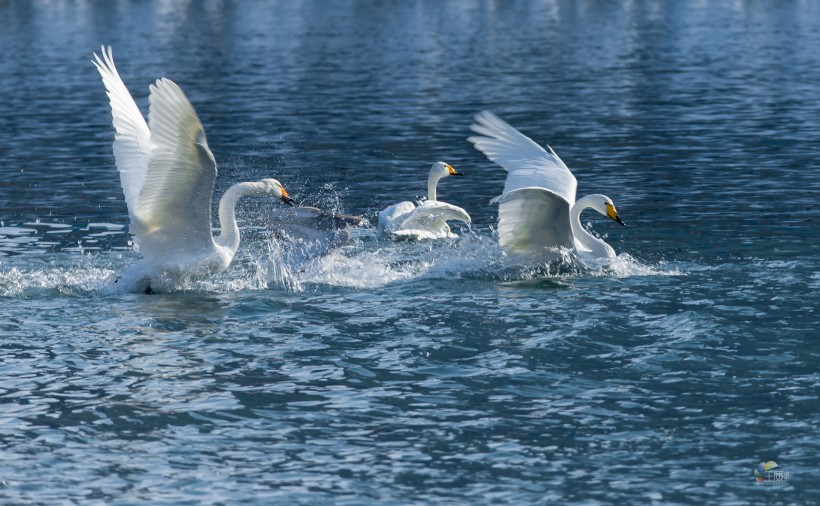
[468,110,577,206]
[92,46,153,229]
[133,77,218,262]
[398,201,471,231]
[493,188,574,256]
[377,201,416,236]
[390,201,471,240]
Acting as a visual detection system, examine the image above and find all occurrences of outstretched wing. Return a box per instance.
[92,46,153,229]
[468,110,577,206]
[392,201,471,240]
[132,77,218,262]
[399,201,471,230]
[492,188,574,257]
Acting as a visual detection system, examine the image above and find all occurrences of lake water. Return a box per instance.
[1,1,818,504]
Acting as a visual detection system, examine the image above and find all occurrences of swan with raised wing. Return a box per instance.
[93,46,294,292]
[377,161,471,240]
[468,111,625,262]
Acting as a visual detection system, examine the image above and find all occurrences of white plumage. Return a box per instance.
[468,111,625,262]
[377,161,471,240]
[93,46,294,292]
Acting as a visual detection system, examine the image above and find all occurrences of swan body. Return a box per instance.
[377,161,471,240]
[93,46,293,292]
[468,111,624,262]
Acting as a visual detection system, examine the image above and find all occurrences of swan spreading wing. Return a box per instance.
[94,46,218,263]
[398,201,470,233]
[468,111,578,256]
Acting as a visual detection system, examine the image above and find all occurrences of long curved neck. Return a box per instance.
[427,171,443,201]
[570,195,614,258]
[215,182,264,253]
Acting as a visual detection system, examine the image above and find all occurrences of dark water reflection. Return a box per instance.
[3,1,818,254]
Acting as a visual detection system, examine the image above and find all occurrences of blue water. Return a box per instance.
[1,1,818,504]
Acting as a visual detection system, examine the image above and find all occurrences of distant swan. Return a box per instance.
[93,46,294,293]
[468,111,625,261]
[377,162,471,240]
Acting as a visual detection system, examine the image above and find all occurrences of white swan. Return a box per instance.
[93,46,294,293]
[468,111,625,262]
[376,162,471,240]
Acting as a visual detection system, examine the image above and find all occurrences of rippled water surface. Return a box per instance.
[1,1,818,504]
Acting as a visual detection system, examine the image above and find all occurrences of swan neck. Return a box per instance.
[570,196,612,257]
[216,182,261,253]
[427,171,442,201]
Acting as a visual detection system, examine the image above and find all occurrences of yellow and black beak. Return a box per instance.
[606,203,625,226]
[280,187,295,206]
[446,164,464,177]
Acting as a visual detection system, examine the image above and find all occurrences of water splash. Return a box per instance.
[0,257,117,297]
[290,229,683,289]
[0,227,682,297]
[593,253,685,278]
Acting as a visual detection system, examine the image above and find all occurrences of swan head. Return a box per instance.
[259,178,295,206]
[430,161,463,179]
[589,194,625,226]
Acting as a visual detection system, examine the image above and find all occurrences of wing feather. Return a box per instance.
[493,188,574,257]
[468,110,577,206]
[378,201,417,236]
[92,46,153,228]
[132,78,218,260]
[398,201,471,231]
